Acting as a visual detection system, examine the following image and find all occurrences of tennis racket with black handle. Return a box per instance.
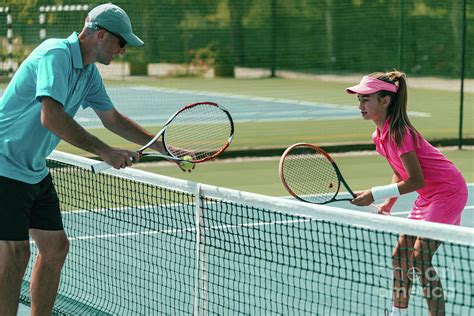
[92,101,234,174]
[279,143,380,213]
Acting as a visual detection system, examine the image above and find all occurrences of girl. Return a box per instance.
[346,71,468,316]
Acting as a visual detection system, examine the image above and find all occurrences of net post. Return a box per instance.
[193,183,207,316]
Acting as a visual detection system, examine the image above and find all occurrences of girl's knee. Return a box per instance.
[392,247,412,267]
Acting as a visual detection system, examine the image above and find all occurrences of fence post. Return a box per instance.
[270,0,276,78]
[398,0,404,70]
[458,0,467,149]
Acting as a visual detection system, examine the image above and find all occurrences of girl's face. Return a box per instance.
[357,93,389,125]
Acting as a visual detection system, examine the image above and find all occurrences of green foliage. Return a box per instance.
[187,45,215,76]
[125,48,148,76]
[213,51,234,77]
[1,0,472,77]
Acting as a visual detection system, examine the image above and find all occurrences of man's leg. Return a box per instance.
[0,175,37,315]
[0,240,30,316]
[29,229,69,316]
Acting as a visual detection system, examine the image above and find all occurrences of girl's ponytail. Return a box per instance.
[371,71,417,146]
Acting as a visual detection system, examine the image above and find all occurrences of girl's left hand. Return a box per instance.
[378,203,392,215]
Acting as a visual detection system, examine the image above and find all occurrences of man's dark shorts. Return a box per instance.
[0,174,63,241]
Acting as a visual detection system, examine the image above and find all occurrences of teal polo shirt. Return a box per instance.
[0,32,113,184]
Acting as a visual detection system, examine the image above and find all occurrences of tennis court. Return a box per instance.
[6,1,472,314]
[73,86,429,127]
[19,152,473,315]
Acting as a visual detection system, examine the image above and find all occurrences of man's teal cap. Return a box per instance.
[86,3,143,47]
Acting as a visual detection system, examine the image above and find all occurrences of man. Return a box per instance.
[0,3,169,315]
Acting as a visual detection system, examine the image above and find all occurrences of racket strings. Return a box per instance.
[164,103,232,161]
[282,147,339,204]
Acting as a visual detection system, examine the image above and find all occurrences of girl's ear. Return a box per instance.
[382,95,391,109]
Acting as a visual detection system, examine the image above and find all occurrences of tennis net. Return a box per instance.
[20,151,473,315]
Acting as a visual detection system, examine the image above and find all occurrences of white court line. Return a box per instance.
[392,211,410,216]
[35,218,314,243]
[392,206,473,216]
[75,115,376,129]
[131,86,355,109]
[129,86,431,117]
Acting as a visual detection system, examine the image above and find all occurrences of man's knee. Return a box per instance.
[32,231,70,266]
[40,237,69,265]
[0,241,31,270]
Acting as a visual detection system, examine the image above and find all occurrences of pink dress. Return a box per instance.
[373,120,468,225]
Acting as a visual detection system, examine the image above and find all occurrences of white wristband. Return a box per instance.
[371,183,400,201]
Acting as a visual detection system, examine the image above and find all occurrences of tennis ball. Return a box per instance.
[181,155,194,171]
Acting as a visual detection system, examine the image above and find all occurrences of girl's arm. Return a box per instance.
[378,172,402,214]
[397,151,424,193]
[351,151,424,207]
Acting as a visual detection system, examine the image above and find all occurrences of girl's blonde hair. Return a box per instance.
[370,71,417,146]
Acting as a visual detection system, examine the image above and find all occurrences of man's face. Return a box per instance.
[95,29,126,65]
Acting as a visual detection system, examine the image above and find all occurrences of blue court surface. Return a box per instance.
[74,86,429,127]
[19,185,473,315]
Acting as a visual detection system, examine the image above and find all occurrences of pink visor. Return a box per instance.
[346,76,398,94]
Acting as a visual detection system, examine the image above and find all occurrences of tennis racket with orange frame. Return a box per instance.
[279,143,380,213]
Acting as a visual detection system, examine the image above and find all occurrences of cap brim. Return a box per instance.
[122,32,144,47]
[345,85,378,95]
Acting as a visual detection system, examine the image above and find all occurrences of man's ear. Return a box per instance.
[96,29,106,41]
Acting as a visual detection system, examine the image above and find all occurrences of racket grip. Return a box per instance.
[91,161,112,174]
[91,156,135,174]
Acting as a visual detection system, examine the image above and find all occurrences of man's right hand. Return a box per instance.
[100,148,140,170]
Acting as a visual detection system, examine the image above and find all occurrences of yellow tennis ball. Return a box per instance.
[181,155,194,170]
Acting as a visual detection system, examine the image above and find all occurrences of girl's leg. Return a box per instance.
[392,235,416,310]
[412,237,443,316]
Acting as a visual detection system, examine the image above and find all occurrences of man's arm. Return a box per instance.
[96,108,198,173]
[41,96,137,169]
[94,107,166,152]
